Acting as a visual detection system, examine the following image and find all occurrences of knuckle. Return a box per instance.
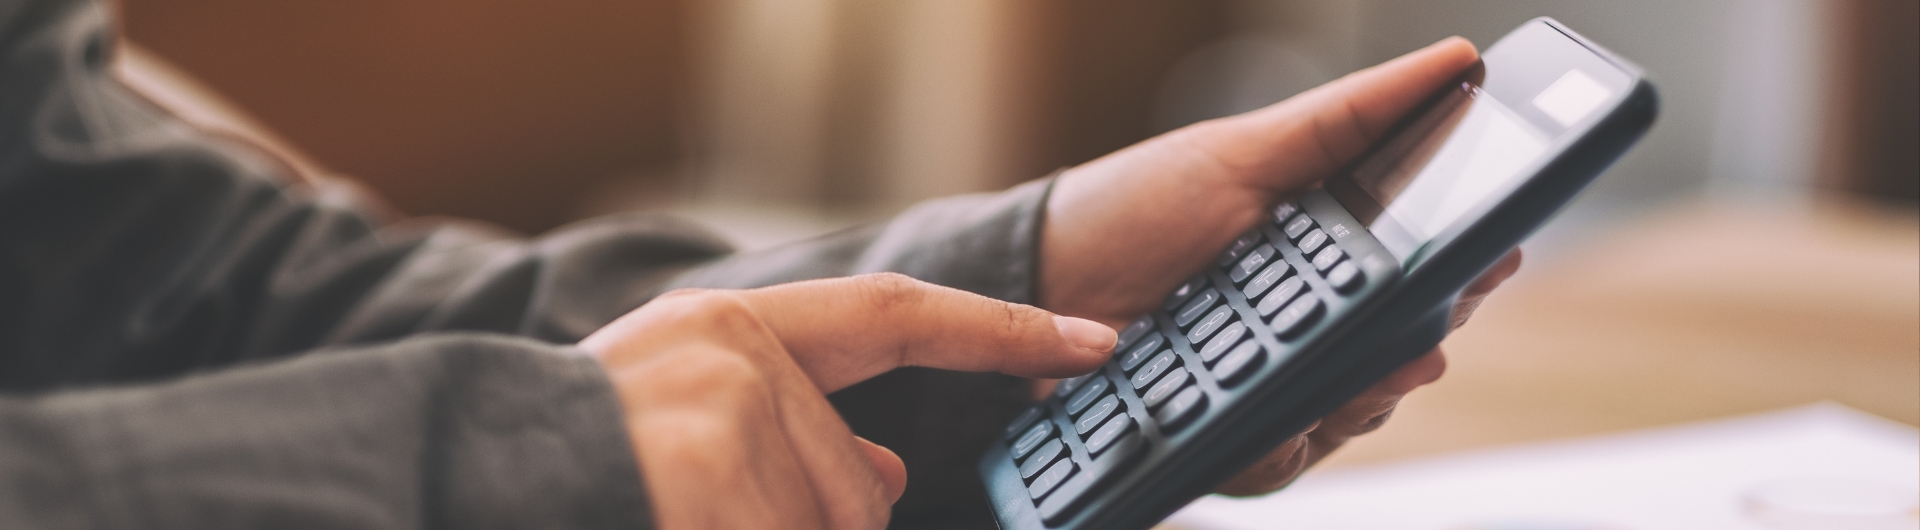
[644,348,772,406]
[851,272,926,313]
[654,289,761,330]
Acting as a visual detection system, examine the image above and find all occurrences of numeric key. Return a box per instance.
[1064,376,1112,415]
[1153,386,1207,431]
[1185,305,1234,345]
[1130,351,1179,390]
[1118,334,1165,373]
[1173,289,1221,328]
[1142,367,1191,409]
[1075,394,1121,434]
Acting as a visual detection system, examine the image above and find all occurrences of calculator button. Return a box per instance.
[1163,275,1209,310]
[1229,244,1276,284]
[1269,294,1324,338]
[1241,261,1291,299]
[1185,306,1235,345]
[1272,202,1300,223]
[1197,321,1248,363]
[1152,386,1208,432]
[1117,316,1153,350]
[1255,276,1307,317]
[1118,334,1165,373]
[1311,246,1346,272]
[1296,228,1330,255]
[1064,376,1112,415]
[1142,367,1191,410]
[1216,231,1264,267]
[1326,260,1365,293]
[1027,458,1078,500]
[1018,439,1064,480]
[1075,394,1121,434]
[1282,214,1315,240]
[1173,289,1221,328]
[1004,406,1045,441]
[1131,351,1179,390]
[1037,435,1144,525]
[1052,373,1095,399]
[1012,421,1053,460]
[1084,414,1135,455]
[1210,341,1266,386]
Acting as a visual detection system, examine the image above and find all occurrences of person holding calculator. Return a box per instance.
[0,0,1522,528]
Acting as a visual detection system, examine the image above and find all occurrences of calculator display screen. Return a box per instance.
[1327,81,1552,264]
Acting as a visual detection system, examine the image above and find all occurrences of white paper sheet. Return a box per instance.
[1164,403,1919,530]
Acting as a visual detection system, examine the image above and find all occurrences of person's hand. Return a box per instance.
[1037,37,1522,495]
[579,273,1117,530]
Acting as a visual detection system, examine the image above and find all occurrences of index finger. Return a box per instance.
[734,273,1116,393]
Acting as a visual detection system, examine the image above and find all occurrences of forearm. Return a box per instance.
[661,177,1054,306]
[0,334,652,530]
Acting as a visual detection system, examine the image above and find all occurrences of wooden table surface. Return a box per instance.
[1316,197,1919,469]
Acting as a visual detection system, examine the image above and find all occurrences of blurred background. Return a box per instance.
[116,0,1915,525]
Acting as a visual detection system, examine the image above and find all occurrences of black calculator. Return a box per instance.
[979,17,1658,530]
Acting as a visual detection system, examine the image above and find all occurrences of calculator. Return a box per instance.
[979,17,1657,530]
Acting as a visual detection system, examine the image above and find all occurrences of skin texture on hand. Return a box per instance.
[1036,37,1523,495]
[579,273,1116,530]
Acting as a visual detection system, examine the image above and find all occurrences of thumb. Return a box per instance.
[734,273,1117,393]
[854,437,908,503]
[1187,36,1481,193]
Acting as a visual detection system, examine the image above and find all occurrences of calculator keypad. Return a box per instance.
[1007,200,1380,525]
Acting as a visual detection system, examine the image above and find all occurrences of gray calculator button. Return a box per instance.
[1229,244,1276,284]
[1004,406,1045,440]
[1084,414,1135,455]
[1012,421,1052,459]
[1216,231,1264,267]
[1118,334,1165,372]
[1326,260,1365,293]
[1197,321,1247,363]
[1152,386,1208,432]
[1038,436,1144,525]
[1297,228,1330,255]
[1117,316,1153,349]
[1210,341,1265,386]
[1311,246,1346,272]
[1130,351,1178,390]
[1241,261,1291,299]
[1064,376,1112,415]
[1269,294,1324,338]
[1282,214,1315,240]
[1027,458,1077,500]
[1255,276,1307,316]
[1174,289,1221,327]
[1272,202,1300,223]
[1142,367,1191,410]
[1053,373,1095,399]
[1018,439,1064,480]
[1075,394,1121,434]
[1185,306,1234,345]
[1163,275,1209,310]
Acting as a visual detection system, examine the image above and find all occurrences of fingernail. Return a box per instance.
[1053,316,1117,354]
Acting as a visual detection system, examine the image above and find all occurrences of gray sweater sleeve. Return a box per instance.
[0,334,652,530]
[0,0,1054,528]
